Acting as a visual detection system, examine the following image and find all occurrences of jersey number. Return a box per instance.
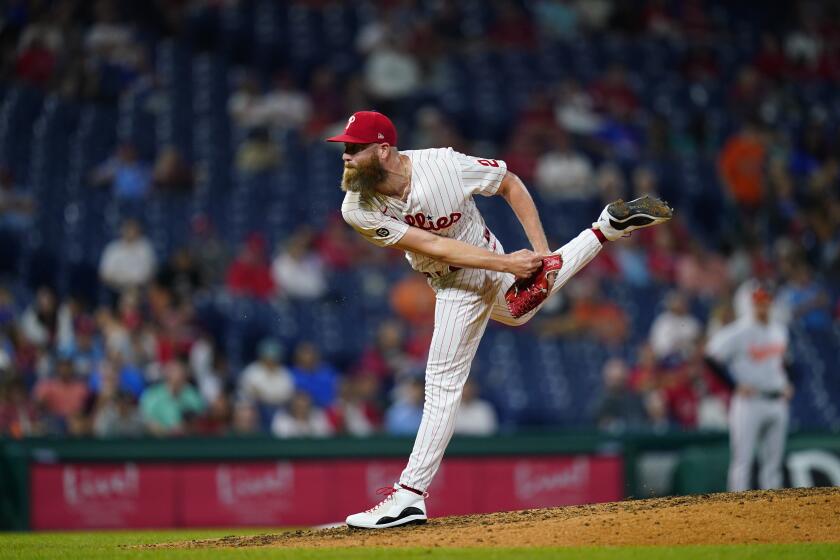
[476,159,499,167]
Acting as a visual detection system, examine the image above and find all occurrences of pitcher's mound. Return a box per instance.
[162,487,840,548]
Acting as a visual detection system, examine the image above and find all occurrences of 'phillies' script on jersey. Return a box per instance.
[342,148,507,276]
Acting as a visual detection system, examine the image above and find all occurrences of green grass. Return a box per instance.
[0,531,837,560]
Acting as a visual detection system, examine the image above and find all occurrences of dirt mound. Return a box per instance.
[157,487,840,548]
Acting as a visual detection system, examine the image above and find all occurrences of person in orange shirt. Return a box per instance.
[718,120,768,210]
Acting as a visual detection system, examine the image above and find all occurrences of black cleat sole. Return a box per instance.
[607,196,673,231]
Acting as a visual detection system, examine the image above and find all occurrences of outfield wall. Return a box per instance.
[1,432,838,530]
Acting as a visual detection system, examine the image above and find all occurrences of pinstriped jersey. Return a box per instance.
[341,148,507,275]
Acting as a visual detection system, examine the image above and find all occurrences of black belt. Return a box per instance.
[758,390,784,399]
[424,266,461,279]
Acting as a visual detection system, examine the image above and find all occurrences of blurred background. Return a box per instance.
[0,0,839,531]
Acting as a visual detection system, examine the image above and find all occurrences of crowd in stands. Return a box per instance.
[1,0,839,439]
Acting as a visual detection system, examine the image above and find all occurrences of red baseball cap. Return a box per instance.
[326,111,397,145]
[752,286,773,303]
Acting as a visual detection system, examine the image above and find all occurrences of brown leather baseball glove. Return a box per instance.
[505,254,564,319]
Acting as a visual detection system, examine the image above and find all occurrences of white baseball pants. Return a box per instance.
[399,229,603,491]
[727,394,789,491]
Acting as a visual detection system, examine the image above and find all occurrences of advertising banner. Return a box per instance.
[29,454,622,529]
[31,463,177,530]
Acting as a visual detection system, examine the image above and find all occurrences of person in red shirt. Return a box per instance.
[225,233,276,299]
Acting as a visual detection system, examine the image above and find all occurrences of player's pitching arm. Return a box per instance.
[496,171,551,256]
[394,228,542,279]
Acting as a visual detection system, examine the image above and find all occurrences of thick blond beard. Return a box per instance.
[341,155,388,205]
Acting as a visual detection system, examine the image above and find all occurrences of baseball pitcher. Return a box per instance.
[328,111,672,528]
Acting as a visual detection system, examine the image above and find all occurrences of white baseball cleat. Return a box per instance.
[592,195,673,241]
[346,483,428,529]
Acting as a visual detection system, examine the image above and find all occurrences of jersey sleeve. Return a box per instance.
[342,205,410,248]
[454,150,508,197]
[705,323,741,364]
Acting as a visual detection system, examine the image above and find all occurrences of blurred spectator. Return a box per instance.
[99,219,157,293]
[84,1,133,58]
[0,167,35,232]
[385,376,424,436]
[187,215,230,287]
[34,354,90,426]
[156,247,202,303]
[363,36,421,112]
[718,120,767,211]
[225,233,275,300]
[271,391,333,438]
[228,73,263,131]
[538,276,629,346]
[595,358,646,433]
[271,229,327,301]
[306,66,346,138]
[235,127,280,174]
[390,274,435,328]
[661,347,730,430]
[290,341,338,409]
[649,291,702,360]
[628,343,662,393]
[238,338,293,408]
[410,107,465,152]
[574,0,613,31]
[231,399,261,435]
[593,162,626,207]
[754,33,788,81]
[553,78,602,135]
[57,310,102,377]
[90,143,152,200]
[14,37,56,87]
[534,0,579,39]
[0,379,42,437]
[675,241,731,300]
[453,379,498,436]
[643,391,673,433]
[313,214,359,271]
[534,129,593,201]
[91,368,144,438]
[356,319,414,381]
[595,101,643,162]
[590,64,639,115]
[500,130,540,185]
[189,337,232,405]
[729,66,764,119]
[257,73,312,131]
[152,146,194,192]
[88,355,144,400]
[194,393,232,436]
[139,359,204,436]
[647,225,680,284]
[777,260,831,330]
[327,374,383,436]
[19,286,58,348]
[612,235,651,287]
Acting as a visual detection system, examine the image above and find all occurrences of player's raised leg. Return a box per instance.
[491,195,673,326]
[490,227,603,326]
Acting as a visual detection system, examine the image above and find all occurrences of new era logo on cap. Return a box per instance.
[326,111,398,146]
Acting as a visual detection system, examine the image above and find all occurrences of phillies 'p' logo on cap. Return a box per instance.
[327,111,397,146]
